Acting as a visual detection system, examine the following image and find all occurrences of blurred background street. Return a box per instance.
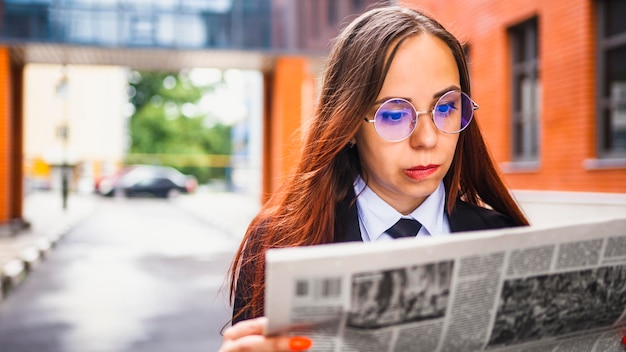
[1,0,625,351]
[0,188,259,352]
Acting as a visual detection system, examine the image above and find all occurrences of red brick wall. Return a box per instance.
[401,0,626,193]
[0,47,11,223]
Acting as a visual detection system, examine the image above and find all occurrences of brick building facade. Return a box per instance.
[401,0,625,193]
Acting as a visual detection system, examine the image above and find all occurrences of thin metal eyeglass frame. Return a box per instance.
[363,90,479,142]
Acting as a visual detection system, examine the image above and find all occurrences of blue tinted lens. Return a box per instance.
[435,101,455,117]
[374,99,416,141]
[433,91,473,133]
[380,110,408,123]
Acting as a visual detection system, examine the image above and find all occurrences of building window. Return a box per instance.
[310,1,320,38]
[597,0,626,157]
[509,18,540,162]
[327,0,338,26]
[352,0,365,10]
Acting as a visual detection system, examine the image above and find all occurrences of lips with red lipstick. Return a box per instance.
[403,164,439,180]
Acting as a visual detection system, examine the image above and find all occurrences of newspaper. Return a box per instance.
[264,217,626,351]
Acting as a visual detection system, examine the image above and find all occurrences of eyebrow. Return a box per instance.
[373,85,462,105]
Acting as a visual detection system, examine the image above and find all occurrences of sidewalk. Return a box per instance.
[0,191,97,302]
[0,188,260,303]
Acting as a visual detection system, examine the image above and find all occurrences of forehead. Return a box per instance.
[378,34,460,101]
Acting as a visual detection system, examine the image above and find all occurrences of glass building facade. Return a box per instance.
[1,0,383,54]
[2,0,272,50]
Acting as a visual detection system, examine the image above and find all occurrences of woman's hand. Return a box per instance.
[219,317,312,352]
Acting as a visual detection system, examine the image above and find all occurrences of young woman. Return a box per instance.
[219,5,529,352]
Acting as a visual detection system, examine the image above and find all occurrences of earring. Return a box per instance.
[347,139,355,148]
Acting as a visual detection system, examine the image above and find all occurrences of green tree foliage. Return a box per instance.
[127,70,232,183]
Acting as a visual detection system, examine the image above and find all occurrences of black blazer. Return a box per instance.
[233,190,521,324]
[333,190,520,242]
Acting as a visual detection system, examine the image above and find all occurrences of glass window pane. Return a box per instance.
[95,10,118,45]
[514,73,526,112]
[514,118,524,155]
[610,101,626,150]
[530,118,539,156]
[605,44,626,152]
[3,3,49,39]
[156,13,175,46]
[609,78,626,152]
[311,2,320,38]
[174,14,205,48]
[602,110,612,151]
[328,0,338,26]
[521,76,533,113]
[66,9,93,43]
[606,0,626,37]
[511,28,526,64]
[606,46,626,97]
[510,18,539,160]
[603,107,626,152]
[531,23,538,58]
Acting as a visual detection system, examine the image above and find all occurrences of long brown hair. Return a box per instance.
[228,6,529,323]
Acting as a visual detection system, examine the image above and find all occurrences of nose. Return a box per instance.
[409,111,438,149]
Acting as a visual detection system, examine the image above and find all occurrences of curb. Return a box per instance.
[0,218,84,303]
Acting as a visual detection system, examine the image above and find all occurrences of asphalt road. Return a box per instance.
[0,195,243,352]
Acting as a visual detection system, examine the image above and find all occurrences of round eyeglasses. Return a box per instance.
[364,90,478,142]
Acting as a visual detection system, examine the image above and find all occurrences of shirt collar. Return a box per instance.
[411,181,448,237]
[354,176,449,241]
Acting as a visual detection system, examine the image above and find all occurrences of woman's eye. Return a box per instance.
[380,110,408,123]
[435,102,456,116]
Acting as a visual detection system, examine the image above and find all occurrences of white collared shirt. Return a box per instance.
[353,176,451,242]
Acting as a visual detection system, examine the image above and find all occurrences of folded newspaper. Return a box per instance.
[265,217,626,352]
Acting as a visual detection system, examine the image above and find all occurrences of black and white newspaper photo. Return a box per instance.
[264,218,626,352]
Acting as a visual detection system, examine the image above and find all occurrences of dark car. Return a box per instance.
[97,165,198,198]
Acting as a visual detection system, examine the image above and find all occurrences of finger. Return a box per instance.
[220,334,291,352]
[222,318,313,352]
[223,317,268,341]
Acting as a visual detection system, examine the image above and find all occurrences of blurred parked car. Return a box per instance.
[97,165,198,198]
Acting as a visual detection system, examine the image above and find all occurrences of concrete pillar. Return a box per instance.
[9,61,24,222]
[0,47,11,225]
[262,57,308,200]
[0,47,26,228]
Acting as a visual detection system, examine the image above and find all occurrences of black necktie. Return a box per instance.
[386,218,422,239]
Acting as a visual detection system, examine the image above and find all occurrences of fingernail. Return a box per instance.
[289,336,312,351]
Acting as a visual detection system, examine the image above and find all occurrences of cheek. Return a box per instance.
[440,135,460,165]
[355,132,392,174]
[357,144,385,173]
